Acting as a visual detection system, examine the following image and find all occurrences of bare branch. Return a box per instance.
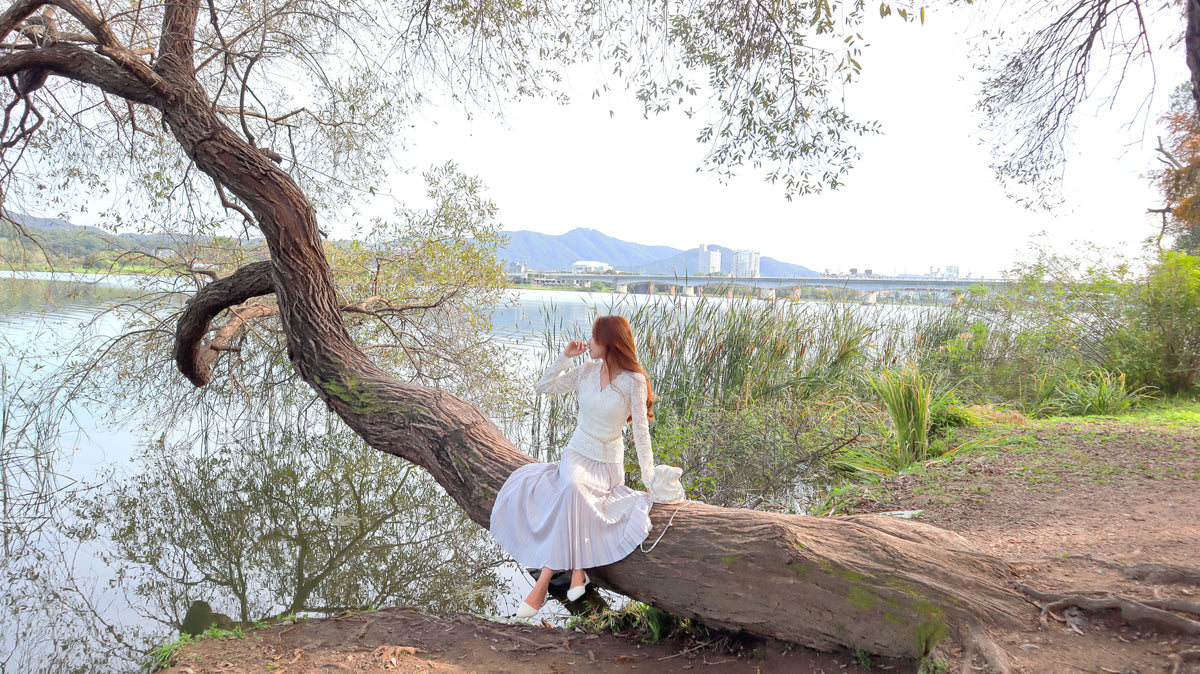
[0,0,45,44]
[979,0,1154,197]
[213,176,255,227]
[236,53,256,145]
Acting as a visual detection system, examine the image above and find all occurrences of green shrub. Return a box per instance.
[833,366,995,476]
[647,398,862,508]
[146,634,199,672]
[1106,251,1200,394]
[852,647,874,669]
[963,247,1200,401]
[928,388,979,436]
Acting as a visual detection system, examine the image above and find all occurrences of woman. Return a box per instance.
[490,315,681,618]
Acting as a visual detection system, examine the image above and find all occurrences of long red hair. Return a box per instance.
[592,315,654,421]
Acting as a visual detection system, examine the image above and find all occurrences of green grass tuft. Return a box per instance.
[567,602,705,644]
[1045,370,1153,417]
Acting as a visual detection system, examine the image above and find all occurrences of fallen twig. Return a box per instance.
[659,640,713,661]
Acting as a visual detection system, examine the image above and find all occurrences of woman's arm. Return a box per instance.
[535,341,588,394]
[626,372,655,482]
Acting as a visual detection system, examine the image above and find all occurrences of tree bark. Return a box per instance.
[1189,0,1200,114]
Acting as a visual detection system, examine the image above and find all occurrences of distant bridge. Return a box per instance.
[533,272,1010,301]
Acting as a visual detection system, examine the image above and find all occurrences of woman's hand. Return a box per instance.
[563,340,588,358]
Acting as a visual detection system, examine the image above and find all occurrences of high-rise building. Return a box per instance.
[730,249,761,279]
[945,265,960,279]
[697,245,721,275]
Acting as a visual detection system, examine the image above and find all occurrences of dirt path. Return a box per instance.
[159,414,1200,674]
[156,608,901,673]
[850,416,1200,568]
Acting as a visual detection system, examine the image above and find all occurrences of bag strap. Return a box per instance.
[639,500,692,554]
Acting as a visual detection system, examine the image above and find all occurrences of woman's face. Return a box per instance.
[587,334,607,360]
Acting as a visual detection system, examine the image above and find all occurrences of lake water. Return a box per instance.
[0,273,936,673]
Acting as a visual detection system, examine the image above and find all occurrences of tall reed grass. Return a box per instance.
[617,295,943,412]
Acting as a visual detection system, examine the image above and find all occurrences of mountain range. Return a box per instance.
[5,214,819,277]
[2,213,161,256]
[499,228,817,277]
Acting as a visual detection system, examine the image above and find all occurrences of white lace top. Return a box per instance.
[536,354,654,480]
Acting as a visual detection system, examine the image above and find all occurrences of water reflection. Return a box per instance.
[0,275,135,314]
[2,417,508,672]
[67,423,505,628]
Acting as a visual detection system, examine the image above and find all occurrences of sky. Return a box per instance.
[389,5,1189,278]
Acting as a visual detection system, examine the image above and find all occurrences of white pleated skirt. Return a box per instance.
[490,448,653,570]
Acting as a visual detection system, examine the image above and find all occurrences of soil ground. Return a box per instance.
[159,409,1200,674]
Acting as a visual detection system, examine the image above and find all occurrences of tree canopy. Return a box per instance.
[1150,83,1200,253]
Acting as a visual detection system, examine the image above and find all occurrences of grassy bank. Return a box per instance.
[816,398,1200,516]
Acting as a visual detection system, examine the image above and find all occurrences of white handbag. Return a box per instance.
[646,464,686,504]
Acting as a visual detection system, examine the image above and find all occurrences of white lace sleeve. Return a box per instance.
[535,353,581,395]
[625,372,655,482]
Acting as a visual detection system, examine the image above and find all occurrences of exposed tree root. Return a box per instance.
[1017,584,1200,636]
[1171,649,1200,674]
[961,622,1012,674]
[1067,554,1200,586]
[1146,599,1200,616]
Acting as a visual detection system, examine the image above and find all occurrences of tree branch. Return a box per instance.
[0,0,44,43]
[156,0,199,78]
[0,42,158,103]
[213,176,255,226]
[173,260,275,385]
[8,0,175,96]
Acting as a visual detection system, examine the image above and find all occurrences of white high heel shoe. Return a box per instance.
[566,572,590,602]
